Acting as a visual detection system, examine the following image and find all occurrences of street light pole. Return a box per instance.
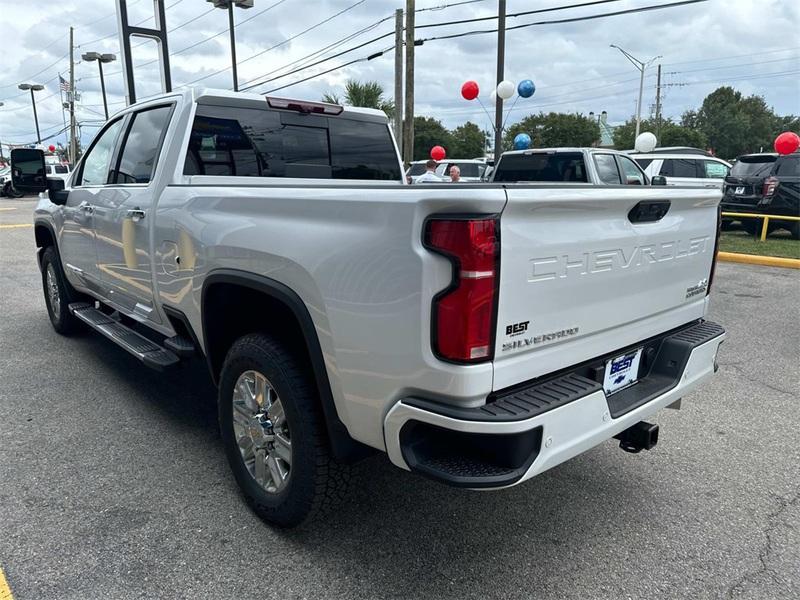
[18,83,45,144]
[207,0,253,92]
[82,52,117,120]
[609,45,661,139]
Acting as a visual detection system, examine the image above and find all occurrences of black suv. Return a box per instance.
[722,152,800,238]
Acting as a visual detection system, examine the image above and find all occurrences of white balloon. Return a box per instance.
[488,90,497,105]
[496,80,515,100]
[634,132,657,153]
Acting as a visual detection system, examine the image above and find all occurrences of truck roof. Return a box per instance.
[110,88,390,123]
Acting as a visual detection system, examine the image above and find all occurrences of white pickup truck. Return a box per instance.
[12,88,725,527]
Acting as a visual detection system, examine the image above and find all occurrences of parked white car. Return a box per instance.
[632,153,731,188]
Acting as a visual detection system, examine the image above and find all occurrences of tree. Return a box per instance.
[323,80,394,117]
[694,86,780,159]
[412,116,453,160]
[504,112,599,150]
[613,117,706,150]
[449,121,486,158]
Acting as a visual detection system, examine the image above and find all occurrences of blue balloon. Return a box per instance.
[514,133,532,150]
[517,79,536,99]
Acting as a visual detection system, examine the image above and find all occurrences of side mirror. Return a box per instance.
[47,178,68,205]
[10,149,47,193]
[651,175,667,186]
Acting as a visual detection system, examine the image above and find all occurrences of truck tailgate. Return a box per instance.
[493,185,720,391]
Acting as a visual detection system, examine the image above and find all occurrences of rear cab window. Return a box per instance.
[184,105,401,181]
[493,152,588,183]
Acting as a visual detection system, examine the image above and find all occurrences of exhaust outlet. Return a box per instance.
[614,421,659,453]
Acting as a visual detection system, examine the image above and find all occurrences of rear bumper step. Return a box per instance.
[386,319,725,488]
[69,303,180,371]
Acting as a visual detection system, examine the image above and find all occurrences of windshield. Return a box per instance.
[730,156,776,178]
[408,163,427,176]
[493,152,588,183]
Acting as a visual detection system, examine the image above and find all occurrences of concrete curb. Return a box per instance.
[718,251,800,269]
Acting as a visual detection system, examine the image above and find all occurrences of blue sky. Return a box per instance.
[0,0,798,150]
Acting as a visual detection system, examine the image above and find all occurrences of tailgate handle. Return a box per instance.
[628,200,670,223]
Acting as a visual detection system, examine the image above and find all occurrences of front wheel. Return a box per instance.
[218,333,348,528]
[41,246,85,335]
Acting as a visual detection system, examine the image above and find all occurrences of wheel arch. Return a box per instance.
[201,269,370,463]
[34,220,58,270]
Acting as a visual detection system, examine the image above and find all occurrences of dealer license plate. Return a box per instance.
[603,348,643,395]
[735,186,745,195]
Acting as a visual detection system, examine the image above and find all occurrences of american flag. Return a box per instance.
[59,75,70,92]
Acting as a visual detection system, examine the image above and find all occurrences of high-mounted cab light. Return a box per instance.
[266,97,343,115]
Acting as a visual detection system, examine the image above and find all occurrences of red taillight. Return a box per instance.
[424,217,499,363]
[762,176,778,198]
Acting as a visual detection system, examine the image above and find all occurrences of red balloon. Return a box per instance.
[774,131,800,155]
[461,80,479,101]
[48,144,56,152]
[430,145,446,161]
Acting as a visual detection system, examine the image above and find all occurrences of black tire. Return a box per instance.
[218,333,349,528]
[9,184,24,198]
[41,246,85,335]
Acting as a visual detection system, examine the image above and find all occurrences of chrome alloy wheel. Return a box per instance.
[232,370,292,494]
[46,263,61,318]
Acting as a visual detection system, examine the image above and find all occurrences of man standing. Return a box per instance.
[449,165,461,182]
[414,159,442,183]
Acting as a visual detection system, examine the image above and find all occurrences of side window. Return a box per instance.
[635,158,653,171]
[703,160,729,178]
[774,156,800,176]
[594,154,621,184]
[618,155,645,185]
[114,105,173,184]
[661,158,698,178]
[79,118,124,186]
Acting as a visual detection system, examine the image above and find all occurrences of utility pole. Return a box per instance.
[228,3,239,91]
[393,8,404,157]
[654,63,662,141]
[494,0,506,160]
[69,26,77,165]
[402,0,415,167]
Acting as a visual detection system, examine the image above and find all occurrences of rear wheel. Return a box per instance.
[41,246,84,335]
[218,333,348,528]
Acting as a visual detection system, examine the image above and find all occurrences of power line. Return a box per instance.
[418,0,710,43]
[415,0,626,29]
[182,0,368,87]
[249,0,708,95]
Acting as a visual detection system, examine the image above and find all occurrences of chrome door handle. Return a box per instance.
[127,209,146,222]
[80,204,94,214]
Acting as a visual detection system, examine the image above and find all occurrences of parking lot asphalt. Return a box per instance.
[1,196,798,600]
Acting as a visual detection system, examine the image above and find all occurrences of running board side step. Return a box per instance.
[69,303,180,371]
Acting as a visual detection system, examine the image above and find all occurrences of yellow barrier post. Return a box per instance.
[759,216,770,242]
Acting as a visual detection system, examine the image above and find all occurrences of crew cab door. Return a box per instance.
[59,117,126,294]
[91,104,174,324]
